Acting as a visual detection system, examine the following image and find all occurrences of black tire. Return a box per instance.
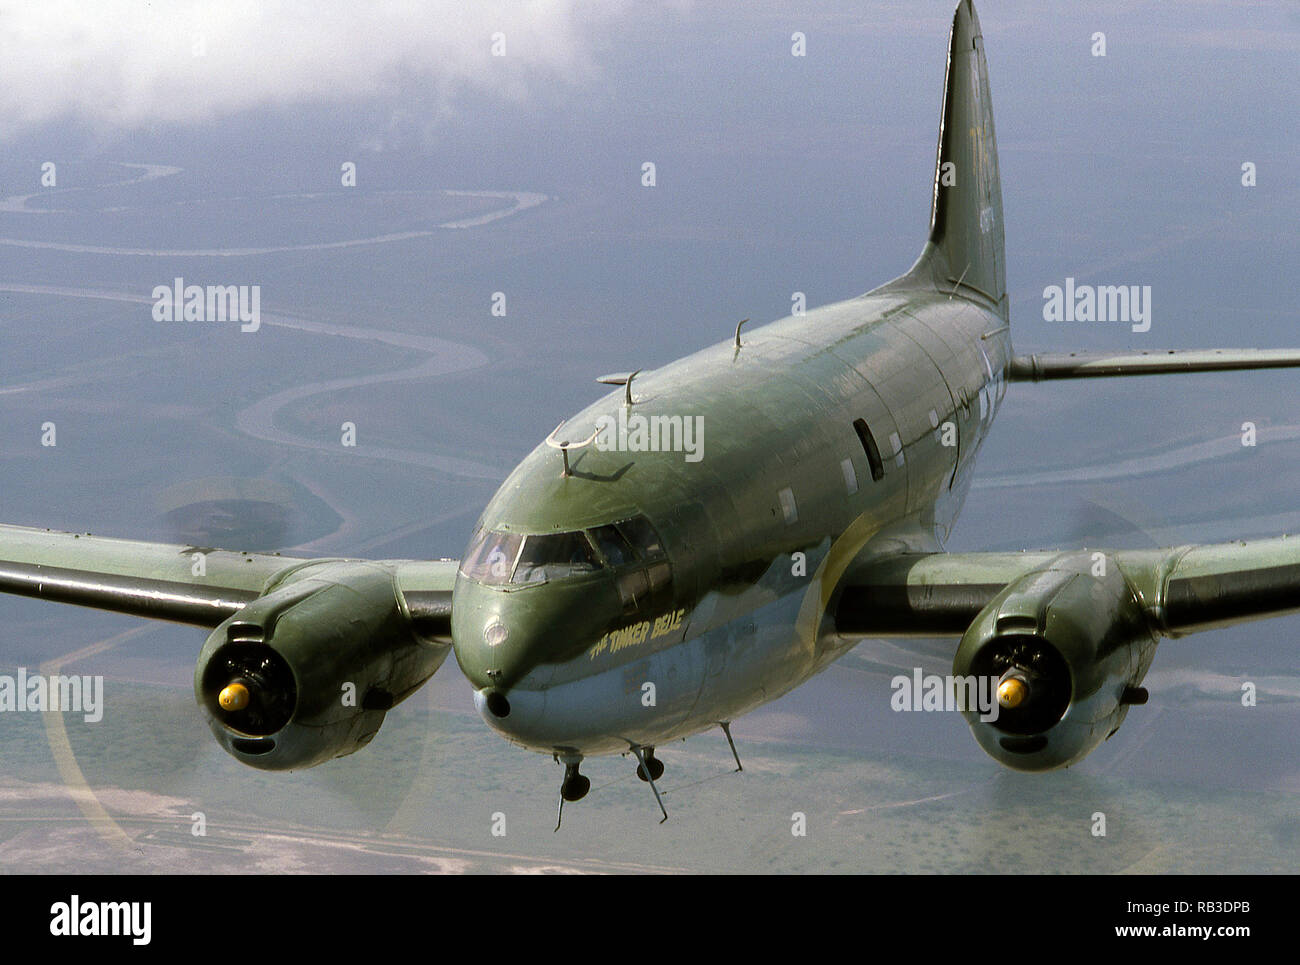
[562,775,591,802]
[636,756,665,782]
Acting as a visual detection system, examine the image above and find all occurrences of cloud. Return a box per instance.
[0,0,613,134]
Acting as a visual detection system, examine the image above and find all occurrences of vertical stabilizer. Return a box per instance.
[903,1,1006,314]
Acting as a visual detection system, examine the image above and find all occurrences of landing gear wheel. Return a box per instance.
[635,750,664,782]
[561,774,591,802]
[560,759,590,802]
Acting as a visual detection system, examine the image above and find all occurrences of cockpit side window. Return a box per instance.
[614,516,666,560]
[596,515,673,614]
[512,531,602,585]
[459,528,524,585]
[588,524,636,567]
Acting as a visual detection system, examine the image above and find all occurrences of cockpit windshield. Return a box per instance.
[459,515,670,592]
[512,532,601,584]
[459,529,523,585]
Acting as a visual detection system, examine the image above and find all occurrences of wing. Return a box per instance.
[0,523,457,636]
[388,558,458,640]
[836,535,1300,639]
[1007,349,1300,382]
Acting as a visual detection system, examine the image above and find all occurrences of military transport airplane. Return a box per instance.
[3,1,1299,827]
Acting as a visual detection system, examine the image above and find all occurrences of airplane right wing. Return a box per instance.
[0,523,304,627]
[0,522,458,638]
[1007,348,1300,381]
[834,536,1300,770]
[0,522,461,770]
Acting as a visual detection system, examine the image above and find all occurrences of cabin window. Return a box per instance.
[853,419,885,482]
[778,487,798,524]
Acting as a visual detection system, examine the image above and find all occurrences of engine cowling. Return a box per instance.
[952,552,1157,771]
[194,560,450,770]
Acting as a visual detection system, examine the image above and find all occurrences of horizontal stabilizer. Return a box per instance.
[1008,349,1300,382]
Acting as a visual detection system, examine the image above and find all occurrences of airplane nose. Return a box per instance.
[452,595,528,692]
[451,572,647,750]
[471,684,553,746]
[451,571,624,704]
[451,577,557,694]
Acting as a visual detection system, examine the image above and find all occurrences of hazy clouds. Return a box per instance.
[0,0,623,134]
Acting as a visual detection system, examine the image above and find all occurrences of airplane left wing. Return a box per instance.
[836,549,1058,637]
[836,536,1300,640]
[834,536,1300,771]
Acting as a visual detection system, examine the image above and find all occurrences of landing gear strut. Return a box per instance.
[720,721,743,772]
[630,746,668,824]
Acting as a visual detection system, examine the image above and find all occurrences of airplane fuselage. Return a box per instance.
[452,276,1010,758]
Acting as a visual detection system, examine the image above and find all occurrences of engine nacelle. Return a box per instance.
[952,552,1157,771]
[194,560,450,770]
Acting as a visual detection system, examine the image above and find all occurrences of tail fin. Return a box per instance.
[900,1,1006,314]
